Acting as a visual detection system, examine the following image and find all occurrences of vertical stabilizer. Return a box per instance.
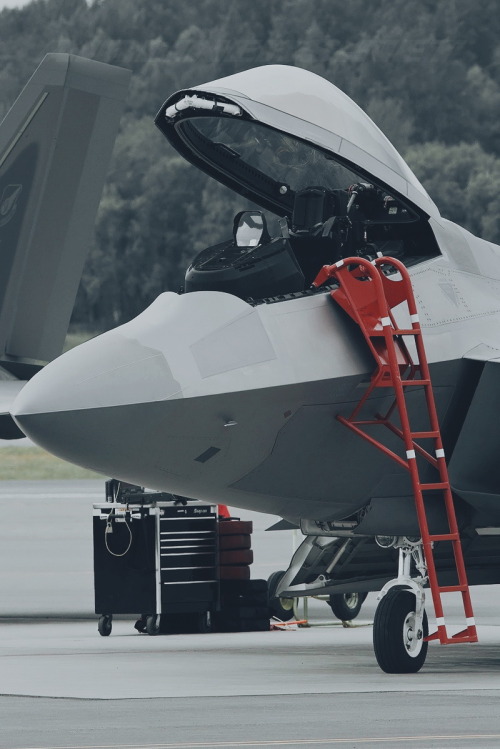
[0,53,130,378]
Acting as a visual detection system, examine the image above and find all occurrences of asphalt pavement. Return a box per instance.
[1,480,500,749]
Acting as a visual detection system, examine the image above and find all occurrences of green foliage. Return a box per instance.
[1,0,499,329]
[405,142,500,243]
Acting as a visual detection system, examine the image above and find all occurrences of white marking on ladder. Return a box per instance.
[435,448,445,459]
[410,313,420,323]
[376,251,383,257]
[466,617,476,626]
[436,617,445,627]
[335,259,344,268]
[406,450,416,460]
[381,316,391,327]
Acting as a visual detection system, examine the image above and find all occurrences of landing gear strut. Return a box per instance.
[373,537,428,673]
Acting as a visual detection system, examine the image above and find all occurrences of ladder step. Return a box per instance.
[428,533,459,542]
[438,584,468,593]
[411,431,439,439]
[401,379,431,386]
[371,328,420,336]
[373,378,431,388]
[420,482,449,491]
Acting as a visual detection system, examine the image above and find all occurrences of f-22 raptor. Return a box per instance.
[12,65,500,672]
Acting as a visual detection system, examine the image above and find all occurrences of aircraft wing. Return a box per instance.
[0,53,131,438]
[448,348,500,518]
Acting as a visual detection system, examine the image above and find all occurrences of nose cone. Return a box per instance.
[11,290,257,482]
[12,315,182,476]
[12,291,199,477]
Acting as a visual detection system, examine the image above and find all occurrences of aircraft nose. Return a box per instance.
[12,324,181,476]
[11,294,188,475]
[11,290,256,481]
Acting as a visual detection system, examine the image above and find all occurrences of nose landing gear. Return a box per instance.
[373,537,429,673]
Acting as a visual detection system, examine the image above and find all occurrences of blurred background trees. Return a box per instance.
[1,0,499,329]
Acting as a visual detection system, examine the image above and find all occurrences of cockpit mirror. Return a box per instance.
[233,210,269,247]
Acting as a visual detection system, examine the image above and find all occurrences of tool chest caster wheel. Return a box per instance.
[98,614,112,636]
[134,616,147,633]
[146,614,160,635]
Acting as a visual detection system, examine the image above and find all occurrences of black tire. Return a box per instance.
[328,592,367,621]
[267,570,294,621]
[159,613,181,634]
[220,605,270,619]
[98,615,112,636]
[146,614,160,636]
[214,616,270,633]
[160,611,210,634]
[373,589,428,673]
[219,579,268,606]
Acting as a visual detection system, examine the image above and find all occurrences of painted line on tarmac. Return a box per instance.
[11,734,500,748]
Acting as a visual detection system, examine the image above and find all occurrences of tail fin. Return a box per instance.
[0,53,130,379]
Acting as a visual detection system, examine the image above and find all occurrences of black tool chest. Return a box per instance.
[93,487,218,635]
[93,482,269,636]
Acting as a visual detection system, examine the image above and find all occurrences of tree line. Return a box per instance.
[1,0,499,329]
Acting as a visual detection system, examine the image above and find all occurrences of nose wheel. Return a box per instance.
[373,588,428,673]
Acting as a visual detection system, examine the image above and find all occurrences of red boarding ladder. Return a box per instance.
[312,256,477,646]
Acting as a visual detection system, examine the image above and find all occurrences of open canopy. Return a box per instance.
[156,64,439,220]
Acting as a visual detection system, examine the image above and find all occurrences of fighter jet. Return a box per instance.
[12,65,500,673]
[0,52,130,438]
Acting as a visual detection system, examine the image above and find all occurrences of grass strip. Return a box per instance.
[0,447,104,480]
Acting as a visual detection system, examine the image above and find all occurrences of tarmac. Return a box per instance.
[1,480,500,748]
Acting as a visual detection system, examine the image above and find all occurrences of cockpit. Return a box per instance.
[156,84,441,304]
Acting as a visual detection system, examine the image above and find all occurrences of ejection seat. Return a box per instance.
[286,186,350,285]
[184,210,305,300]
